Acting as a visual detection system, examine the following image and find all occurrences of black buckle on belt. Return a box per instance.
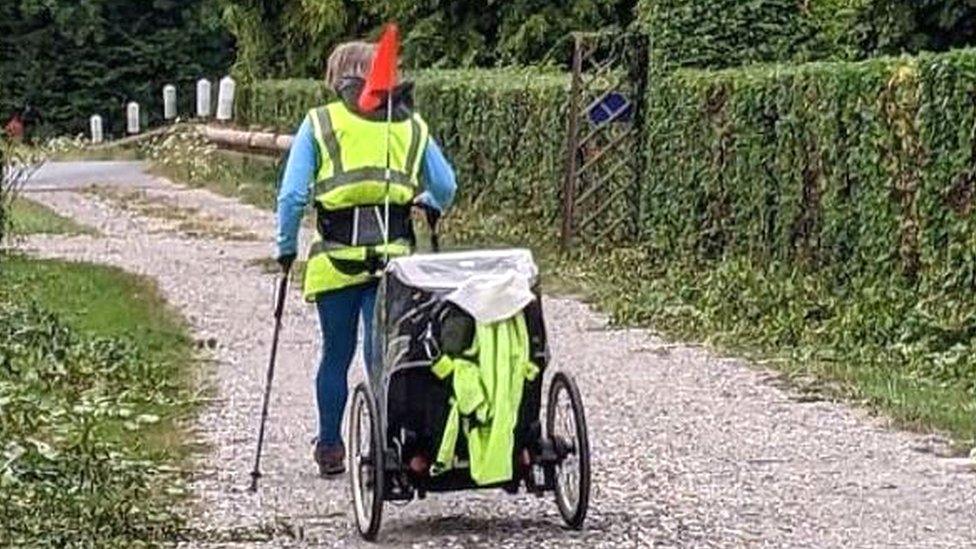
[364,248,386,274]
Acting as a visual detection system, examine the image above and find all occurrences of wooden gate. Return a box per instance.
[561,31,649,248]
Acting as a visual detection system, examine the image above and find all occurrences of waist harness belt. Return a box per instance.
[310,204,415,277]
[317,204,414,247]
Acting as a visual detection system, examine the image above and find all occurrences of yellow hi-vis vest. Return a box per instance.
[303,101,430,300]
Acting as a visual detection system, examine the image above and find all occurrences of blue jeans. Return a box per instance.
[315,282,377,448]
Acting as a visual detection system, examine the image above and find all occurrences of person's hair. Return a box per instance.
[325,41,376,91]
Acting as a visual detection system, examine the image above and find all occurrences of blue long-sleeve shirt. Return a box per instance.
[276,116,458,257]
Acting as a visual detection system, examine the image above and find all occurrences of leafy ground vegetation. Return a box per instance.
[143,128,282,211]
[0,255,197,546]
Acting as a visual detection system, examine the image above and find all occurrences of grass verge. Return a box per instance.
[147,140,282,211]
[0,254,197,546]
[8,196,96,236]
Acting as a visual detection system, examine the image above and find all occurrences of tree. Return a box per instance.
[0,0,232,137]
[868,0,976,55]
[220,0,637,78]
[808,0,976,61]
[220,0,377,80]
[378,0,637,68]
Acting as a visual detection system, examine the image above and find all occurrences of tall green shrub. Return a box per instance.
[412,70,569,219]
[382,0,636,68]
[221,0,636,78]
[237,79,332,131]
[636,0,816,69]
[636,0,976,67]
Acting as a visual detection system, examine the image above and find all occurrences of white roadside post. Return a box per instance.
[126,102,140,134]
[216,76,235,123]
[196,78,212,118]
[163,84,177,121]
[89,115,103,144]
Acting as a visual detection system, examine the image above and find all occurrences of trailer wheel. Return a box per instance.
[546,372,590,529]
[349,383,384,540]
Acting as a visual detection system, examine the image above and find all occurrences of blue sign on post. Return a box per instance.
[587,91,633,125]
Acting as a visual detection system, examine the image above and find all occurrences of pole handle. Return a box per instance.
[273,270,289,318]
[417,202,441,253]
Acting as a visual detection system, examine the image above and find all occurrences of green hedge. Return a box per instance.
[638,49,976,397]
[238,69,570,219]
[643,50,976,284]
[237,79,331,132]
[633,0,949,68]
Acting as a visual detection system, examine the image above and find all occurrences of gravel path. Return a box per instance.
[17,161,976,548]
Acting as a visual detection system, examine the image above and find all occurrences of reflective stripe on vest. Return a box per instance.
[309,102,428,209]
[308,239,412,259]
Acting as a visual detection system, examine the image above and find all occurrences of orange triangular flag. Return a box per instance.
[358,24,400,112]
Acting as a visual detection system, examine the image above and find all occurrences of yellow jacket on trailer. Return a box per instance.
[431,313,540,485]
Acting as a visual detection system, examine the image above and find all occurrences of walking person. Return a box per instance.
[275,41,457,477]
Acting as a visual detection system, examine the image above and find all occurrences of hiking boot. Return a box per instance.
[314,442,346,477]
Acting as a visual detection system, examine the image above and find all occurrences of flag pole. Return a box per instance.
[361,23,398,268]
[382,88,392,265]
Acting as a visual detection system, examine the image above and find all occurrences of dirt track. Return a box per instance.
[19,161,976,547]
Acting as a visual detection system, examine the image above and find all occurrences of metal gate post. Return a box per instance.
[628,34,650,241]
[561,34,584,250]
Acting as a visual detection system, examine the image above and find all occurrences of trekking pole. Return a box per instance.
[249,269,290,492]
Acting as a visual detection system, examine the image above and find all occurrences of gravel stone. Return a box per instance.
[17,161,976,548]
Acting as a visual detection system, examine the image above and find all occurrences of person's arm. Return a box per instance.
[276,116,317,264]
[416,138,457,212]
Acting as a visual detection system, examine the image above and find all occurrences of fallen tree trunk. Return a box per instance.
[86,124,295,157]
[199,125,293,155]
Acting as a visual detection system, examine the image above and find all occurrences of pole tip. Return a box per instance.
[248,470,261,492]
